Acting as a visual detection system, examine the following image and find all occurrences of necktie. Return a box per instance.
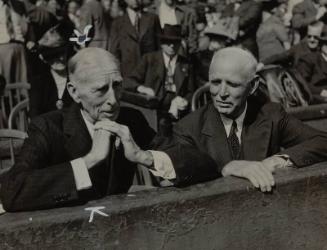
[228,120,241,160]
[165,57,176,93]
[5,3,15,40]
[134,12,140,34]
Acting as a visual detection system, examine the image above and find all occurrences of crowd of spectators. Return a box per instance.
[2,0,327,122]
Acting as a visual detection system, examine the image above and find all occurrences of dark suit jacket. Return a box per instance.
[296,51,327,99]
[171,100,327,173]
[109,12,161,77]
[79,0,109,50]
[29,65,73,118]
[124,51,195,103]
[0,104,219,211]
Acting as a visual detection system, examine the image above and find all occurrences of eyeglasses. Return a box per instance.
[307,35,319,39]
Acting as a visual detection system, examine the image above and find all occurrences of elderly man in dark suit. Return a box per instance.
[170,47,327,192]
[124,24,195,121]
[109,0,161,77]
[0,48,218,212]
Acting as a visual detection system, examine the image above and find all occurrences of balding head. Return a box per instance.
[208,47,259,119]
[68,48,121,85]
[209,47,258,84]
[67,48,123,123]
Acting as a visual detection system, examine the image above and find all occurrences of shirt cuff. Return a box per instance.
[71,158,92,190]
[148,150,176,180]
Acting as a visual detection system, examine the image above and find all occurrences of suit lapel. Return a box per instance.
[63,104,92,160]
[174,57,188,94]
[201,104,232,166]
[175,7,184,24]
[154,52,166,96]
[242,101,272,161]
[139,13,149,40]
[123,13,138,41]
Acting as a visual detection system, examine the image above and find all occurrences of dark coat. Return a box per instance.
[296,51,327,98]
[172,100,327,173]
[0,104,219,211]
[124,51,195,103]
[29,65,73,118]
[109,12,161,77]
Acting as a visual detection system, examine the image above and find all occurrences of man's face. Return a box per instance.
[161,40,181,57]
[125,0,140,9]
[72,70,123,123]
[209,56,253,119]
[307,28,321,49]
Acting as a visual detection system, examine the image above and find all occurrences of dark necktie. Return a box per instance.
[134,12,140,34]
[228,120,241,160]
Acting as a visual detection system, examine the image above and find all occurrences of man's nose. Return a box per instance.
[219,81,229,98]
[105,87,117,106]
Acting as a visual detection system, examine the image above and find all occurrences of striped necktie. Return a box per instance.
[228,120,241,160]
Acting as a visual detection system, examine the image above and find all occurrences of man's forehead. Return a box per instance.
[73,68,122,85]
[209,48,257,81]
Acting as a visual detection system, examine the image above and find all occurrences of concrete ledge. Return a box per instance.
[1,163,327,250]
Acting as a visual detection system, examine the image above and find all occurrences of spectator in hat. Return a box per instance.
[193,23,236,85]
[296,25,327,103]
[29,23,74,117]
[150,0,198,55]
[263,21,324,67]
[124,24,195,125]
[109,0,161,77]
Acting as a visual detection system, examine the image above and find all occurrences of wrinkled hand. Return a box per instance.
[316,6,327,20]
[94,120,153,166]
[83,126,112,169]
[222,160,275,192]
[137,85,155,97]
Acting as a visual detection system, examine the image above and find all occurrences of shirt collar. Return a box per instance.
[219,102,247,131]
[80,110,95,138]
[162,52,178,67]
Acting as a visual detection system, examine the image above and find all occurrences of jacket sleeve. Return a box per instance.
[276,105,327,167]
[123,54,149,91]
[0,119,81,212]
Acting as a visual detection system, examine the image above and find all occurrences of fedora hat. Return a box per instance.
[158,24,182,41]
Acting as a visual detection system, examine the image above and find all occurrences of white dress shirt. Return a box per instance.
[126,7,140,26]
[71,110,176,190]
[219,103,247,142]
[162,52,178,73]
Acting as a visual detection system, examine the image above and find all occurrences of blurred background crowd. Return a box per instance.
[2,0,327,129]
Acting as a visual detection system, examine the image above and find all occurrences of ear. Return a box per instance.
[249,75,260,95]
[67,81,81,103]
